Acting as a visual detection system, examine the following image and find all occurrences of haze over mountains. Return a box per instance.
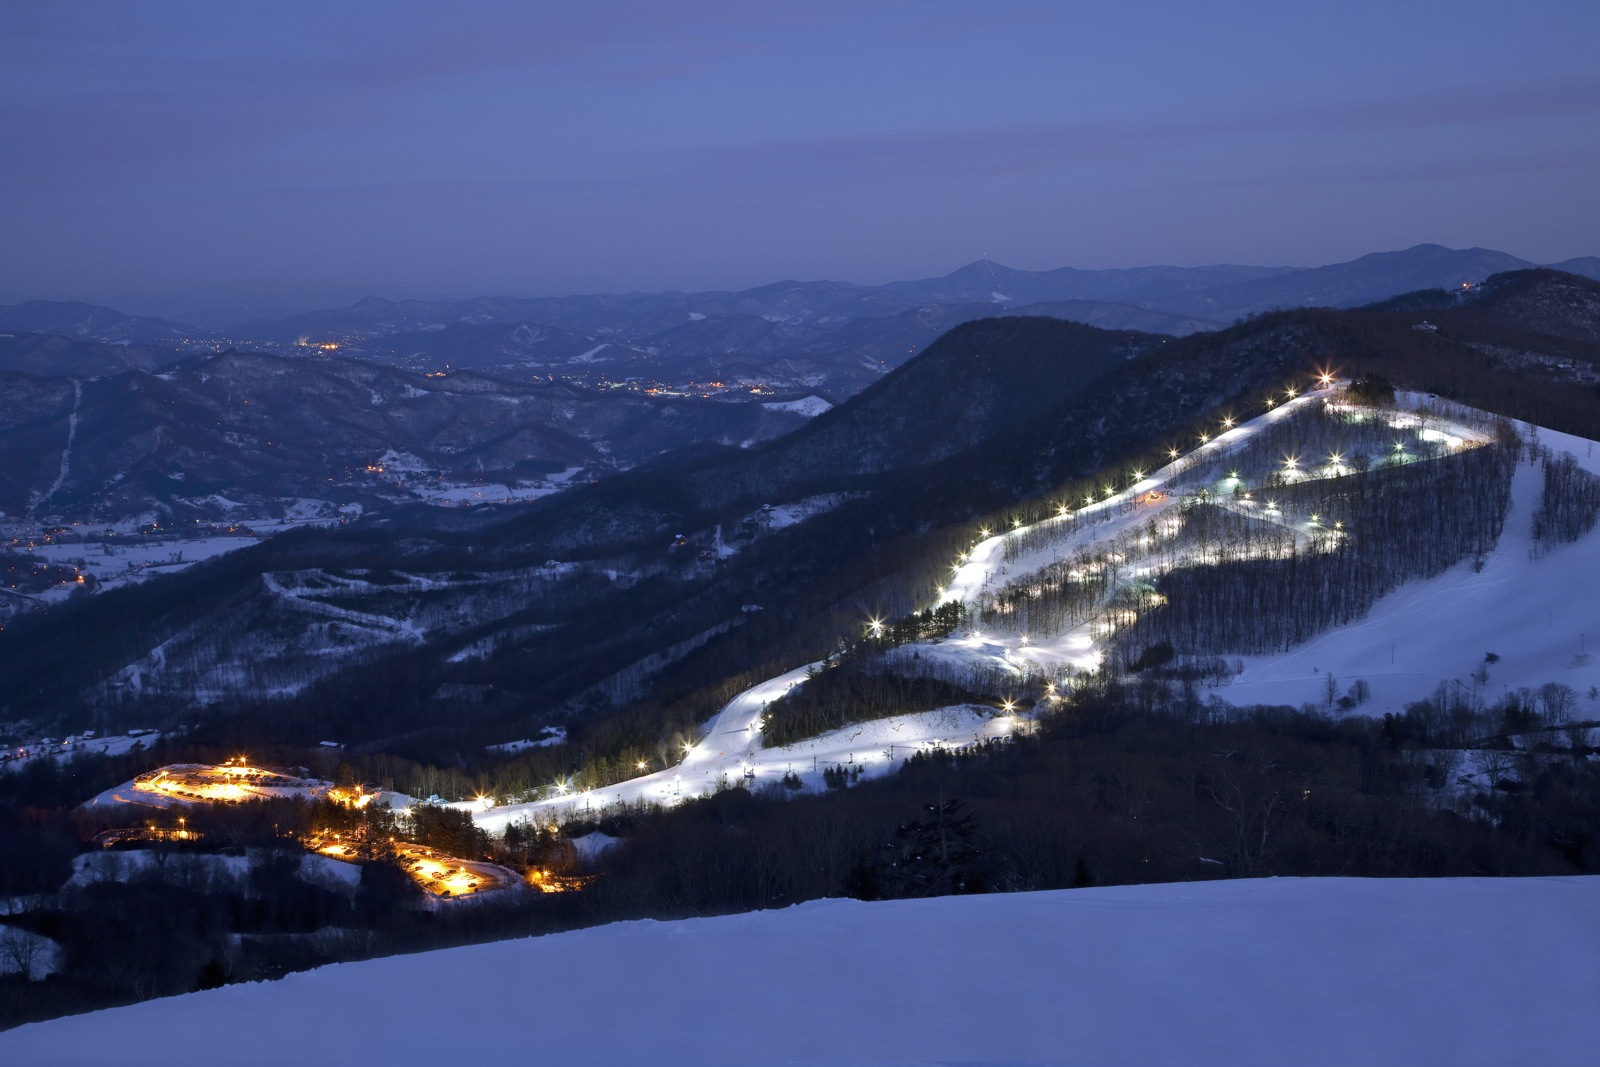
[3,247,1599,530]
[5,245,1596,391]
[6,265,1597,729]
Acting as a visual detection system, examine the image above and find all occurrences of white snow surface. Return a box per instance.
[921,390,1599,715]
[1221,424,1600,713]
[65,850,253,888]
[762,395,833,417]
[5,876,1596,1065]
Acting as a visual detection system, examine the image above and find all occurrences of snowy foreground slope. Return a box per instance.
[6,877,1597,1065]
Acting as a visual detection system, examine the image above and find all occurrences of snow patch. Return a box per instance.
[762,395,833,418]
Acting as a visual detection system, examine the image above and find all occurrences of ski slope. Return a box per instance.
[1222,424,1600,713]
[468,388,1350,826]
[473,665,1020,833]
[915,392,1597,715]
[5,876,1596,1066]
[471,387,1599,829]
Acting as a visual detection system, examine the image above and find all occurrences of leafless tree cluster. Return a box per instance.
[1117,435,1518,656]
[1531,451,1600,554]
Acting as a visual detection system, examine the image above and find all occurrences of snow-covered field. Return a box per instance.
[410,466,587,506]
[4,876,1595,1065]
[1,731,160,773]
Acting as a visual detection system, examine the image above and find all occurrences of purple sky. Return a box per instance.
[3,0,1597,304]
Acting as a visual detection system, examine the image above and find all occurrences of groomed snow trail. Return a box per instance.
[1222,421,1600,712]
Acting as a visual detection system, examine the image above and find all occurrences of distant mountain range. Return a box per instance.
[5,245,1596,394]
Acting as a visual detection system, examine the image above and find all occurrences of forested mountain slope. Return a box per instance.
[2,272,1597,756]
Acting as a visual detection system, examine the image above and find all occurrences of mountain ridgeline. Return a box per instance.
[3,269,1599,763]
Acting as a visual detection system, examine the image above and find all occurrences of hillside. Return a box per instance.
[3,272,1597,739]
[3,877,1594,1065]
[0,301,197,346]
[0,352,812,520]
[0,333,182,377]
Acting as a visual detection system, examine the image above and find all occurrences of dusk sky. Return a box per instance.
[4,0,1597,306]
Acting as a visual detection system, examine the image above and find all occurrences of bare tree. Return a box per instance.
[1471,747,1515,789]
[1,925,44,981]
[1538,682,1578,724]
